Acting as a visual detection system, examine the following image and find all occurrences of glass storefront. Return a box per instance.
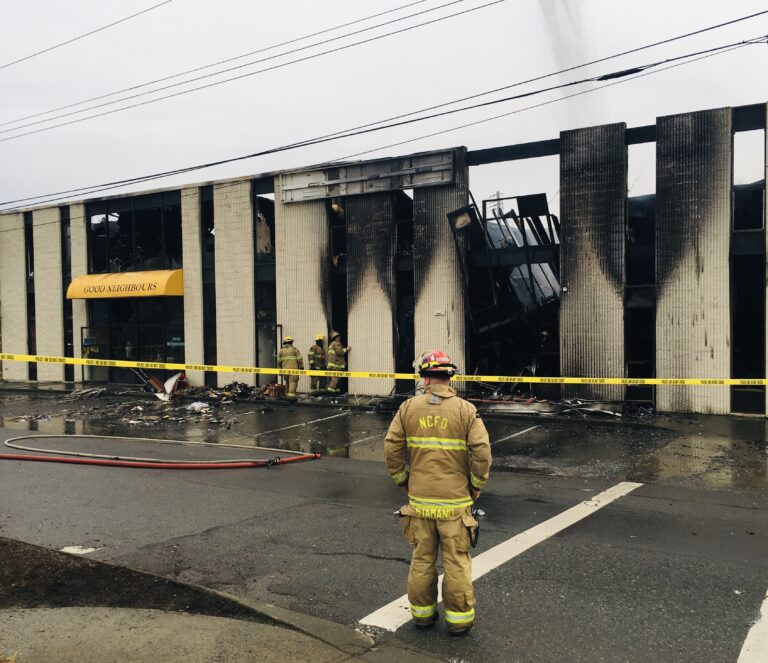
[81,190,185,384]
[83,297,184,384]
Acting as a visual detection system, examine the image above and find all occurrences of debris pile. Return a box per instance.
[64,388,106,401]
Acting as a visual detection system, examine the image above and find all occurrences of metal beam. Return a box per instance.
[466,103,766,166]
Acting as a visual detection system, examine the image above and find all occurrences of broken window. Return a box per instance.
[731,127,766,413]
[85,192,182,274]
[625,141,657,405]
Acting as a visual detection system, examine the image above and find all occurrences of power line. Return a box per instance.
[0,0,492,140]
[0,0,433,128]
[3,3,767,139]
[0,37,756,229]
[1,32,763,210]
[0,1,174,71]
[245,7,768,152]
[0,31,766,210]
[322,40,756,166]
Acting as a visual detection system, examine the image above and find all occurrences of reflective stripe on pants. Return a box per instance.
[401,509,475,628]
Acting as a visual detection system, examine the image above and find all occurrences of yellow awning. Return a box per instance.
[66,269,184,299]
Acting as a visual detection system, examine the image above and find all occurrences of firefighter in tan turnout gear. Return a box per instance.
[308,334,326,394]
[385,350,491,635]
[277,336,303,399]
[326,330,351,394]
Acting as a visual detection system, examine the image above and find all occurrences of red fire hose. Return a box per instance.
[0,453,320,469]
[0,434,321,470]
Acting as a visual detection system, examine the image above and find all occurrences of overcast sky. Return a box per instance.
[1,0,766,215]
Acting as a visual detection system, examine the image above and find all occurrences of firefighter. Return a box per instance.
[308,334,326,394]
[277,336,303,399]
[385,350,491,635]
[326,330,351,394]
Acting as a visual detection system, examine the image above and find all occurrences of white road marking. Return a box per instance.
[359,481,643,631]
[60,546,101,555]
[492,425,539,445]
[346,433,385,447]
[347,423,538,449]
[738,590,768,662]
[248,411,350,438]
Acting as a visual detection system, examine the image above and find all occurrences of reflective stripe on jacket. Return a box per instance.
[277,346,303,369]
[385,383,491,518]
[308,344,325,369]
[327,339,348,369]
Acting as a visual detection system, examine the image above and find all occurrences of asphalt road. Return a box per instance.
[1,418,767,662]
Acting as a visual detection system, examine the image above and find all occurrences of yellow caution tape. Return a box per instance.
[0,352,765,386]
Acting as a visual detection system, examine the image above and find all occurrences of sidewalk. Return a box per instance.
[0,537,436,663]
[0,607,434,663]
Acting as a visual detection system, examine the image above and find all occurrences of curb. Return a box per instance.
[2,537,441,661]
[191,586,375,657]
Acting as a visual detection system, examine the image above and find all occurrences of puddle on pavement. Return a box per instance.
[626,415,768,489]
[0,394,767,489]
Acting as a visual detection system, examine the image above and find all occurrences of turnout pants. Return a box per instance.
[401,507,478,631]
[310,375,326,392]
[286,375,299,397]
[328,369,345,392]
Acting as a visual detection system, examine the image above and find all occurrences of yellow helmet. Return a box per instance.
[315,334,325,341]
[284,336,294,343]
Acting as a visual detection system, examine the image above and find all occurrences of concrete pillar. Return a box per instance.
[0,213,28,381]
[274,179,330,394]
[70,203,88,383]
[33,207,65,381]
[181,187,204,387]
[656,108,732,414]
[559,123,627,400]
[413,148,468,372]
[214,180,256,386]
[346,192,397,396]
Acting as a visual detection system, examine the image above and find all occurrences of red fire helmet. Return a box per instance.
[417,350,457,377]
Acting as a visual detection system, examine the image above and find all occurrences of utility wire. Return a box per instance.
[1,33,763,210]
[0,0,433,127]
[322,40,756,166]
[0,0,491,139]
[3,3,767,136]
[0,1,174,71]
[1,4,765,195]
[0,39,754,229]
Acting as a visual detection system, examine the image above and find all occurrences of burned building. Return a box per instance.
[0,102,765,415]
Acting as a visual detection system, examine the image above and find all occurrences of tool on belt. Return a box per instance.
[394,505,482,548]
[468,507,481,548]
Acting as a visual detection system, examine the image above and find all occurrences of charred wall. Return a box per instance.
[559,123,627,400]
[656,108,732,414]
[274,179,330,394]
[346,192,397,396]
[412,148,468,371]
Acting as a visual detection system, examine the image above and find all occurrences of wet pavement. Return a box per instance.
[2,392,768,661]
[0,392,766,490]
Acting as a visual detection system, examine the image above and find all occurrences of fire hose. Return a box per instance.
[0,434,320,469]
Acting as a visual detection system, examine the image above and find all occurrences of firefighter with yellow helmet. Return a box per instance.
[326,330,351,394]
[277,336,303,399]
[385,350,491,635]
[308,334,327,394]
